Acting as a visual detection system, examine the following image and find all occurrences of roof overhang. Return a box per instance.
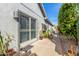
[45,19,53,26]
[38,3,46,17]
[38,3,53,26]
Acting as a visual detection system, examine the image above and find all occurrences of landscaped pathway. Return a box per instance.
[30,37,61,56]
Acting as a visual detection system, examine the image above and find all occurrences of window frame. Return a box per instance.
[18,11,37,43]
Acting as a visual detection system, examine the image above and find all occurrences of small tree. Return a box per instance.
[58,3,79,45]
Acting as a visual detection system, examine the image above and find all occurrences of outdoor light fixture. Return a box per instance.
[13,9,19,19]
[44,17,47,20]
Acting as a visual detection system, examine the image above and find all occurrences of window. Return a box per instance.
[20,32,29,42]
[19,12,36,43]
[31,31,36,39]
[20,15,29,29]
[31,18,36,39]
[42,24,47,32]
[31,19,36,30]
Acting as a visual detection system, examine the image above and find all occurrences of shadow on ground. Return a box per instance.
[20,45,37,56]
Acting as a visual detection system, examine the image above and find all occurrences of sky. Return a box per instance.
[43,3,62,25]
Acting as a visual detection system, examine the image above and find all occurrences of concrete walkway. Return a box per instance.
[30,38,61,56]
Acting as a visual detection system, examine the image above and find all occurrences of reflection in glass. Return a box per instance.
[31,31,36,39]
[20,32,29,43]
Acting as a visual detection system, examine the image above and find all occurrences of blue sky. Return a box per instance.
[43,3,62,25]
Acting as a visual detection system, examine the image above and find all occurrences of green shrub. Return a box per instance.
[43,31,49,38]
[58,3,79,45]
[0,33,13,55]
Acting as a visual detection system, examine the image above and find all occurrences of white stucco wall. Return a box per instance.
[45,23,53,31]
[0,3,45,51]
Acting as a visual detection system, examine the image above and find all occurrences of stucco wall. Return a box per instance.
[0,3,45,51]
[46,23,53,31]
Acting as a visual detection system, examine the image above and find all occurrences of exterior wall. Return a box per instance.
[0,3,45,51]
[45,23,52,31]
[48,24,52,30]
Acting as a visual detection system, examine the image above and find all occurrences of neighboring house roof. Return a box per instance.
[38,3,53,26]
[45,19,53,26]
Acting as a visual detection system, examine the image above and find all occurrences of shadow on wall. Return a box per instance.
[20,45,33,51]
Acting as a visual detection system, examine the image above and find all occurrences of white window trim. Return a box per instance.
[18,11,37,48]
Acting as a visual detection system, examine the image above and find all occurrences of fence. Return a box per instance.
[59,34,76,55]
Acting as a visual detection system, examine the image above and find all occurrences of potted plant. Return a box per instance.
[0,33,6,56]
[0,32,15,56]
[7,48,16,56]
[43,31,49,39]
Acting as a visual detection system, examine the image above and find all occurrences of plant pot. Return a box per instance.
[7,48,16,56]
[76,52,79,56]
[7,48,13,52]
[48,34,53,39]
[39,36,43,40]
